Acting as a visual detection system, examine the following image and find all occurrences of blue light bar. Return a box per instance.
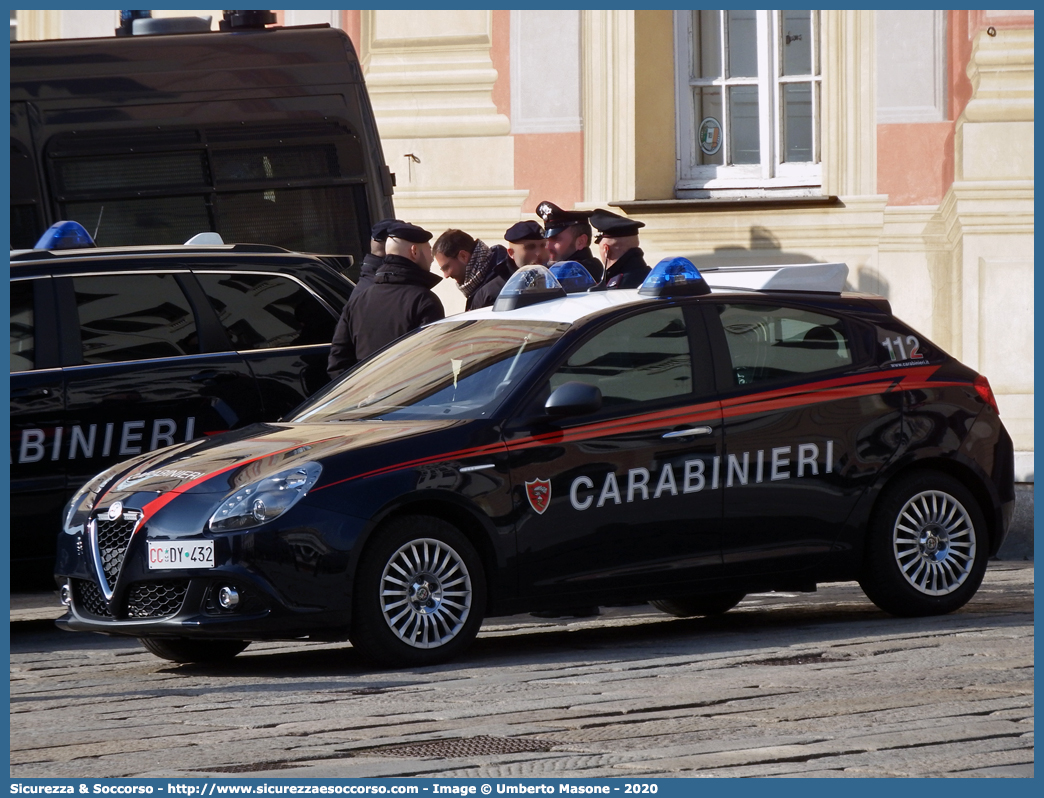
[493,265,567,311]
[638,257,710,298]
[548,261,596,294]
[34,221,96,251]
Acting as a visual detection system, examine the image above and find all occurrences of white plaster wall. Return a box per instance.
[510,10,582,134]
[876,10,947,123]
[282,10,340,29]
[61,10,118,38]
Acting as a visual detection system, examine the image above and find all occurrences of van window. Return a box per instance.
[72,274,199,365]
[196,273,336,351]
[49,124,369,255]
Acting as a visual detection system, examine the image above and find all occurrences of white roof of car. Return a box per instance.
[437,261,851,327]
[439,289,648,325]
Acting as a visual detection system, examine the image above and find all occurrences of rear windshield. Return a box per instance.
[294,319,569,421]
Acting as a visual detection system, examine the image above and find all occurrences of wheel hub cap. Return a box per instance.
[411,580,435,609]
[379,538,473,649]
[893,490,976,596]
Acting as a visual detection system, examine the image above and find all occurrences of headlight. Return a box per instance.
[62,462,127,535]
[209,462,323,532]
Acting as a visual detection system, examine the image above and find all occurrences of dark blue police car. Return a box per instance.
[54,259,1015,666]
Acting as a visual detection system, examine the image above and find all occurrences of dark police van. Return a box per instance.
[10,11,394,271]
[53,261,1015,667]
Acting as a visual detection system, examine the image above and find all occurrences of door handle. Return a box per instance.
[662,426,713,439]
[12,387,51,399]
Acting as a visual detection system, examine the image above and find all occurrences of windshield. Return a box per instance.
[294,319,569,421]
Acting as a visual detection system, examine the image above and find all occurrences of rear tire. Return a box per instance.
[140,637,248,663]
[651,591,746,618]
[859,471,989,617]
[350,515,486,667]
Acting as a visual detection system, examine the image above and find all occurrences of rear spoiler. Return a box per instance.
[700,262,849,293]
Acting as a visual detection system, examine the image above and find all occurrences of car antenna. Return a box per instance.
[92,205,105,241]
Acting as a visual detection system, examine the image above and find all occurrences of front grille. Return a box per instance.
[73,579,112,618]
[126,580,189,619]
[95,514,138,587]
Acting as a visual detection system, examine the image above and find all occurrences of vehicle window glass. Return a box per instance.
[196,272,336,351]
[294,319,569,422]
[10,280,34,372]
[72,274,199,365]
[874,321,938,367]
[717,303,852,386]
[549,306,692,407]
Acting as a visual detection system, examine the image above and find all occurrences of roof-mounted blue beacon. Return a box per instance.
[548,261,596,294]
[638,257,711,298]
[493,265,567,311]
[34,221,96,251]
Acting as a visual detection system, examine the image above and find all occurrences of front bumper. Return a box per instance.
[55,570,351,640]
[54,501,367,641]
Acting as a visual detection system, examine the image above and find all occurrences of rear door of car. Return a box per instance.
[703,298,903,576]
[192,268,342,418]
[56,265,264,494]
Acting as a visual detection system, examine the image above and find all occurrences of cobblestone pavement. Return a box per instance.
[10,563,1033,779]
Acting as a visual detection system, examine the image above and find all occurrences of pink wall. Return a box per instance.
[514,133,585,214]
[343,10,360,56]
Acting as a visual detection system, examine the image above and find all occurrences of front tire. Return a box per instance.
[140,637,248,663]
[859,471,989,617]
[350,515,486,667]
[651,591,746,618]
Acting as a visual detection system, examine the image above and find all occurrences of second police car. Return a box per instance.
[55,259,1015,666]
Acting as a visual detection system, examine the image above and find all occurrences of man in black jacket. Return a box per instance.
[536,200,603,282]
[347,221,444,362]
[326,218,401,379]
[590,208,650,289]
[433,229,513,311]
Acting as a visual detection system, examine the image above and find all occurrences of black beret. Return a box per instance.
[371,218,403,242]
[536,200,593,238]
[386,221,433,244]
[590,208,645,242]
[504,220,545,243]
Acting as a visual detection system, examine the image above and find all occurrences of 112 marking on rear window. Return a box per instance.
[881,334,922,362]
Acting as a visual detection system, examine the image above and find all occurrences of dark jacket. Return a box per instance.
[604,247,650,289]
[355,252,384,292]
[564,246,604,283]
[348,255,445,361]
[326,252,389,379]
[466,245,513,311]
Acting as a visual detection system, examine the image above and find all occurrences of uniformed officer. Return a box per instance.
[348,222,444,362]
[536,200,603,282]
[356,218,401,291]
[504,220,549,271]
[433,229,514,311]
[327,218,402,379]
[590,208,650,289]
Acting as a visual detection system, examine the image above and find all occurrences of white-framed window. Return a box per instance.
[674,10,822,197]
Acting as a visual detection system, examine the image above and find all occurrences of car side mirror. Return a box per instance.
[545,382,602,418]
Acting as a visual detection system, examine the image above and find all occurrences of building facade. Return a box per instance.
[13,9,1034,472]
